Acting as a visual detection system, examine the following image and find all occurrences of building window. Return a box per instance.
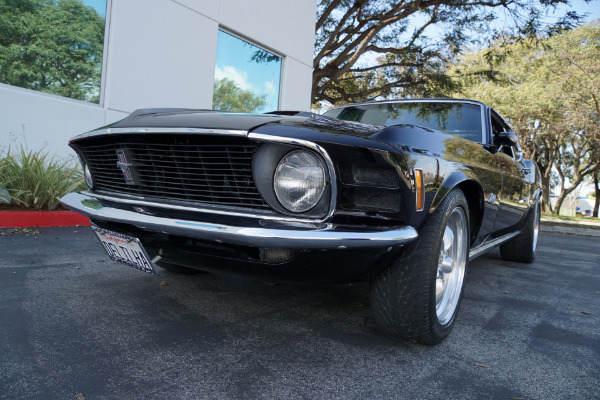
[213,30,282,113]
[0,0,107,104]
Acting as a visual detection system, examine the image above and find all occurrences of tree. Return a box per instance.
[452,37,562,212]
[0,0,105,103]
[313,0,583,107]
[212,78,266,113]
[554,132,600,215]
[592,170,600,218]
[453,22,600,215]
[549,23,600,214]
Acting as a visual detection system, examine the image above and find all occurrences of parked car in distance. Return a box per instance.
[61,98,541,345]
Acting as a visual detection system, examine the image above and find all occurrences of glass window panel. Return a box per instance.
[0,0,107,103]
[213,30,282,113]
[327,102,483,142]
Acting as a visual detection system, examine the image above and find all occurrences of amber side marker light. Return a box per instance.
[414,168,424,212]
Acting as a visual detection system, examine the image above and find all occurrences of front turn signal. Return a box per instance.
[414,168,424,212]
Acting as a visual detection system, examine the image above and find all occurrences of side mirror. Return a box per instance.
[497,131,519,147]
[497,131,524,162]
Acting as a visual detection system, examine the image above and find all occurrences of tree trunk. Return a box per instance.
[540,172,553,213]
[594,172,599,218]
[554,181,580,216]
[553,191,568,216]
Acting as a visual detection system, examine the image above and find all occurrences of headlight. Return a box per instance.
[84,164,93,188]
[273,150,326,213]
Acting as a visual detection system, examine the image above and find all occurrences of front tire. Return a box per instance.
[500,199,540,263]
[370,189,470,345]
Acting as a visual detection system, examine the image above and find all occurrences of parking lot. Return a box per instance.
[1,228,598,399]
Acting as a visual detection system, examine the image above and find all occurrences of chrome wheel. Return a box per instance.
[532,202,540,253]
[370,189,469,344]
[435,206,468,325]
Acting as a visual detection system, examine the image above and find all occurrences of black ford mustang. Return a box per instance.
[61,98,541,344]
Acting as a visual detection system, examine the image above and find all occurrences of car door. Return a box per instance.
[489,110,529,232]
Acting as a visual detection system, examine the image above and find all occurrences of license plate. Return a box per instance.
[92,226,156,274]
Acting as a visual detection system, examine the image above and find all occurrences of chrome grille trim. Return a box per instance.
[79,191,343,223]
[72,127,248,141]
[76,135,268,210]
[74,130,338,223]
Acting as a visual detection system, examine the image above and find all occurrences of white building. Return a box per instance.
[0,0,316,158]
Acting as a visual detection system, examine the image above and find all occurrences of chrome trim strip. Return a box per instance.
[72,127,248,141]
[468,231,520,261]
[60,192,418,250]
[248,132,338,221]
[85,191,331,224]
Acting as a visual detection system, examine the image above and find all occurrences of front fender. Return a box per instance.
[429,168,485,243]
[431,169,484,213]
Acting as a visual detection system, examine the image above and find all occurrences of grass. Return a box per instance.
[542,213,599,222]
[0,146,85,211]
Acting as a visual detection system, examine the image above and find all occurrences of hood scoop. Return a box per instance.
[304,115,384,135]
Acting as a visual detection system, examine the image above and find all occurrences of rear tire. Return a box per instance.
[500,200,540,264]
[370,189,470,345]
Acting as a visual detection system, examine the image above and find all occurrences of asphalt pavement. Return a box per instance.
[0,228,598,400]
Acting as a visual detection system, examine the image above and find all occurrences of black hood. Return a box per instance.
[111,108,306,132]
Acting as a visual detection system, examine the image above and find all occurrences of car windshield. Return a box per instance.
[323,102,483,142]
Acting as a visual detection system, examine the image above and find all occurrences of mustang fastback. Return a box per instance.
[61,98,541,344]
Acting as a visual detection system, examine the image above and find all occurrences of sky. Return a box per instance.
[559,0,600,22]
[81,0,106,18]
[214,30,282,113]
[354,0,600,69]
[488,0,600,38]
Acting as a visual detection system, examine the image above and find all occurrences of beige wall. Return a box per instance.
[0,0,316,157]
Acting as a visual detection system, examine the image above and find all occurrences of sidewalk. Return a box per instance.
[541,216,600,237]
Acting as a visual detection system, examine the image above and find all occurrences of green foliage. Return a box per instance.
[313,0,584,107]
[0,0,105,103]
[212,78,266,113]
[453,22,600,214]
[0,146,85,210]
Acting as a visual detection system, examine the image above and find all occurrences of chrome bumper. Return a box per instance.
[60,192,418,250]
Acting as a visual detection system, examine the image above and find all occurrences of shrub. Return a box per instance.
[0,146,85,211]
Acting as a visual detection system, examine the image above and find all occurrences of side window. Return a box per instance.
[491,111,514,158]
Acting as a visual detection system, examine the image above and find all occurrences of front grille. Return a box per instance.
[74,134,269,210]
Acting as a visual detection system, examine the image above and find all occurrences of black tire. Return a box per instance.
[370,189,470,345]
[158,262,207,275]
[500,199,540,264]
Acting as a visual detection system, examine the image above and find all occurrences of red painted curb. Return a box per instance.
[0,211,91,228]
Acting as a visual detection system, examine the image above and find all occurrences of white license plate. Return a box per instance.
[92,226,156,274]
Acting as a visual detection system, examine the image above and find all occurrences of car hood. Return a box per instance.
[73,108,445,155]
[73,109,391,149]
[109,109,305,132]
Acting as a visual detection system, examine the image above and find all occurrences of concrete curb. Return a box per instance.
[1,209,599,238]
[541,220,600,237]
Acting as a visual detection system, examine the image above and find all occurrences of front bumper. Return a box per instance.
[60,192,418,250]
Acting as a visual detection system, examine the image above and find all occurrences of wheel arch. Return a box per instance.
[431,171,484,245]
